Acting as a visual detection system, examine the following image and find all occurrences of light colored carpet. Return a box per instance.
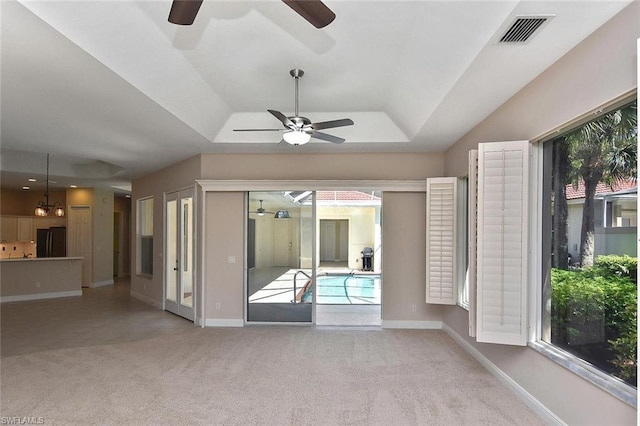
[0,282,545,425]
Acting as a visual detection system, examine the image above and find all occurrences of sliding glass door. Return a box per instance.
[246,191,314,323]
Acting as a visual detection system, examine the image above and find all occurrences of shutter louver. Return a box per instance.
[426,177,457,305]
[477,141,529,346]
[468,149,478,337]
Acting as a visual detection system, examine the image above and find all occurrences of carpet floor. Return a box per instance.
[1,282,545,425]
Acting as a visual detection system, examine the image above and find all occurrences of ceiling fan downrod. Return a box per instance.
[290,69,303,118]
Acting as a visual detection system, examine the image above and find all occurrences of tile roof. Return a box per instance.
[565,179,637,200]
[316,191,381,202]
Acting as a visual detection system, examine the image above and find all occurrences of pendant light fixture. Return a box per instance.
[34,154,64,217]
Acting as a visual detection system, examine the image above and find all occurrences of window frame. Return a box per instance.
[457,176,470,311]
[529,97,637,406]
[137,196,154,277]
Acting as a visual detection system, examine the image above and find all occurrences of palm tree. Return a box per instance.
[564,103,637,267]
[552,137,569,269]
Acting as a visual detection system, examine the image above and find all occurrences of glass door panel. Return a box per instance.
[247,191,314,323]
[180,196,193,309]
[166,198,178,302]
[165,189,194,321]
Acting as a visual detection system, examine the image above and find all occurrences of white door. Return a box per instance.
[68,206,92,287]
[165,189,194,321]
[320,220,336,262]
[273,219,292,266]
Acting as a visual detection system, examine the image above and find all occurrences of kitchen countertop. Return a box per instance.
[0,257,83,262]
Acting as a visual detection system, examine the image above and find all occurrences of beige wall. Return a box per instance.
[130,155,201,306]
[133,152,443,319]
[200,153,444,180]
[92,187,114,285]
[1,189,66,216]
[441,3,638,424]
[382,192,443,325]
[444,3,638,177]
[66,187,116,287]
[204,192,245,324]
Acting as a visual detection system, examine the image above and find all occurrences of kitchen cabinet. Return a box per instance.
[0,216,17,242]
[33,217,66,234]
[17,217,34,242]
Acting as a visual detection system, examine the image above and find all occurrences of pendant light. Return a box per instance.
[34,154,64,217]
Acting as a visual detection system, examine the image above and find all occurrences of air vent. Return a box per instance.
[499,15,553,43]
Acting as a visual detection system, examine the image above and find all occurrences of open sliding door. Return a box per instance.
[247,191,314,323]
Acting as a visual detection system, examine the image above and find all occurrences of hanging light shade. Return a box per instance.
[274,210,291,219]
[282,130,311,146]
[34,154,64,217]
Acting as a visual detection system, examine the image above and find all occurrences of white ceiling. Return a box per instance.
[0,0,632,194]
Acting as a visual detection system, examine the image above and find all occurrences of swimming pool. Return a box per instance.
[302,274,381,305]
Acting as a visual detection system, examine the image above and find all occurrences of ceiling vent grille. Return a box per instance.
[499,16,552,43]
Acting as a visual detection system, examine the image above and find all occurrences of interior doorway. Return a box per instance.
[319,219,348,267]
[68,206,92,287]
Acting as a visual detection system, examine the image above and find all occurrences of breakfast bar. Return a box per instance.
[1,257,83,302]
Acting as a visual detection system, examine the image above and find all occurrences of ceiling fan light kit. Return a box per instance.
[283,129,311,146]
[234,69,354,146]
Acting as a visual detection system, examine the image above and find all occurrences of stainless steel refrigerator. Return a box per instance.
[36,227,66,258]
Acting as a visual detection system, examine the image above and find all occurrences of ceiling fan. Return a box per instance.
[168,0,336,28]
[234,69,354,145]
[250,200,274,216]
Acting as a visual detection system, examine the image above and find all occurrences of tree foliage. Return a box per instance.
[563,103,637,266]
[551,256,637,386]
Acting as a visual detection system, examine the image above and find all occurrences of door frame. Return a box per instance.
[164,187,196,321]
[68,205,93,288]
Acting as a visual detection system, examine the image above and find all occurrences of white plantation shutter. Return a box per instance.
[468,149,478,338]
[476,141,529,346]
[426,177,457,305]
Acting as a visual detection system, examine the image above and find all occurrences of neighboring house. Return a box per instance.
[566,180,637,263]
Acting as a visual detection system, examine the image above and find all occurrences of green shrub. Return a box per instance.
[591,254,637,282]
[609,302,637,381]
[551,265,637,385]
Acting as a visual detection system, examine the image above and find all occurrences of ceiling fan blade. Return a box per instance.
[282,0,336,28]
[310,118,354,131]
[233,129,283,132]
[168,0,203,25]
[312,131,345,144]
[268,109,295,128]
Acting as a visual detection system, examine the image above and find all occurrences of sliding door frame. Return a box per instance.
[197,179,426,328]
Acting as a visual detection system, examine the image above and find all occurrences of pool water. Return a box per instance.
[302,275,381,304]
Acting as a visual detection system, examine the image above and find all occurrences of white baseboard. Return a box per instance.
[91,279,114,288]
[205,318,244,327]
[1,290,82,303]
[130,290,161,308]
[381,320,442,329]
[442,324,565,426]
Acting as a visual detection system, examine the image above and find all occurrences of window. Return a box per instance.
[542,100,637,388]
[138,197,154,276]
[457,176,470,310]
